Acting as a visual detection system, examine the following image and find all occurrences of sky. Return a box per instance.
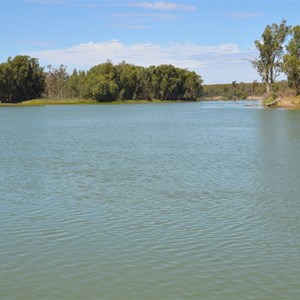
[1,0,300,84]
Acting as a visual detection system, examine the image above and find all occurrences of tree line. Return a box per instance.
[203,80,293,100]
[203,81,266,100]
[0,58,203,103]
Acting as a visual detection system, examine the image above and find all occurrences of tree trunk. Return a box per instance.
[266,82,270,95]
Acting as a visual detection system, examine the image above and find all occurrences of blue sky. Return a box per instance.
[1,0,299,84]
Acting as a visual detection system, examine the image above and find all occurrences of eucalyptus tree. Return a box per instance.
[251,20,290,95]
[283,25,300,95]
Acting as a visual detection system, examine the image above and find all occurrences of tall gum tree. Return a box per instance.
[251,20,290,95]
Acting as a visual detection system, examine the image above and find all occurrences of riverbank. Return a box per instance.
[263,96,300,109]
[0,98,185,106]
[277,96,300,109]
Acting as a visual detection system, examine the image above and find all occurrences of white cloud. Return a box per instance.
[127,1,196,12]
[30,40,259,84]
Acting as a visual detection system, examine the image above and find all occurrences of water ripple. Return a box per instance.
[0,102,300,299]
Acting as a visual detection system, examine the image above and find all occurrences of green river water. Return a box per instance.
[0,101,299,299]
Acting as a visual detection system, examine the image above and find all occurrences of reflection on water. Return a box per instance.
[0,101,299,299]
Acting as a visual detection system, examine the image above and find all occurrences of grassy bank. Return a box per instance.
[0,98,96,106]
[0,97,265,107]
[262,95,300,109]
[0,98,182,106]
[277,96,300,108]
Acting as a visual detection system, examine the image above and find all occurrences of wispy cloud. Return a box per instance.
[105,12,178,21]
[103,12,179,28]
[226,12,264,19]
[17,40,55,47]
[27,0,68,4]
[127,1,196,12]
[26,0,195,11]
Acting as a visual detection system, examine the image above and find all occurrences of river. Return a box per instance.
[0,101,299,299]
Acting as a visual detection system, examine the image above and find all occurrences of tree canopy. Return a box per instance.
[251,20,290,95]
[0,56,45,103]
[81,61,203,102]
[283,25,300,95]
[0,57,203,103]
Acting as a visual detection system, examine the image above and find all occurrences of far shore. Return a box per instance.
[201,96,263,101]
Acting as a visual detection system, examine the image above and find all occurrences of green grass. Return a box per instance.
[0,98,191,106]
[22,98,98,106]
[0,98,97,106]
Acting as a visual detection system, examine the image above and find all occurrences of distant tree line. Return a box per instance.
[203,81,266,100]
[0,57,203,103]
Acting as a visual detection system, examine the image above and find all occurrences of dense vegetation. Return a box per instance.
[45,61,203,102]
[0,59,203,103]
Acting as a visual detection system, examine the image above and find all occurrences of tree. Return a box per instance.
[0,55,45,103]
[45,64,69,98]
[283,25,300,95]
[182,70,203,100]
[251,20,290,95]
[65,69,86,98]
[83,61,119,102]
[115,62,139,100]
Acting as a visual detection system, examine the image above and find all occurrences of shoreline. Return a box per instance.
[0,98,186,107]
[3,97,300,109]
[0,98,259,107]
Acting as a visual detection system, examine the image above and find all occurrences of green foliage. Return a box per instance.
[283,25,300,95]
[251,20,290,94]
[0,55,45,103]
[51,61,203,102]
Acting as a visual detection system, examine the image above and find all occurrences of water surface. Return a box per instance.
[0,101,299,299]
